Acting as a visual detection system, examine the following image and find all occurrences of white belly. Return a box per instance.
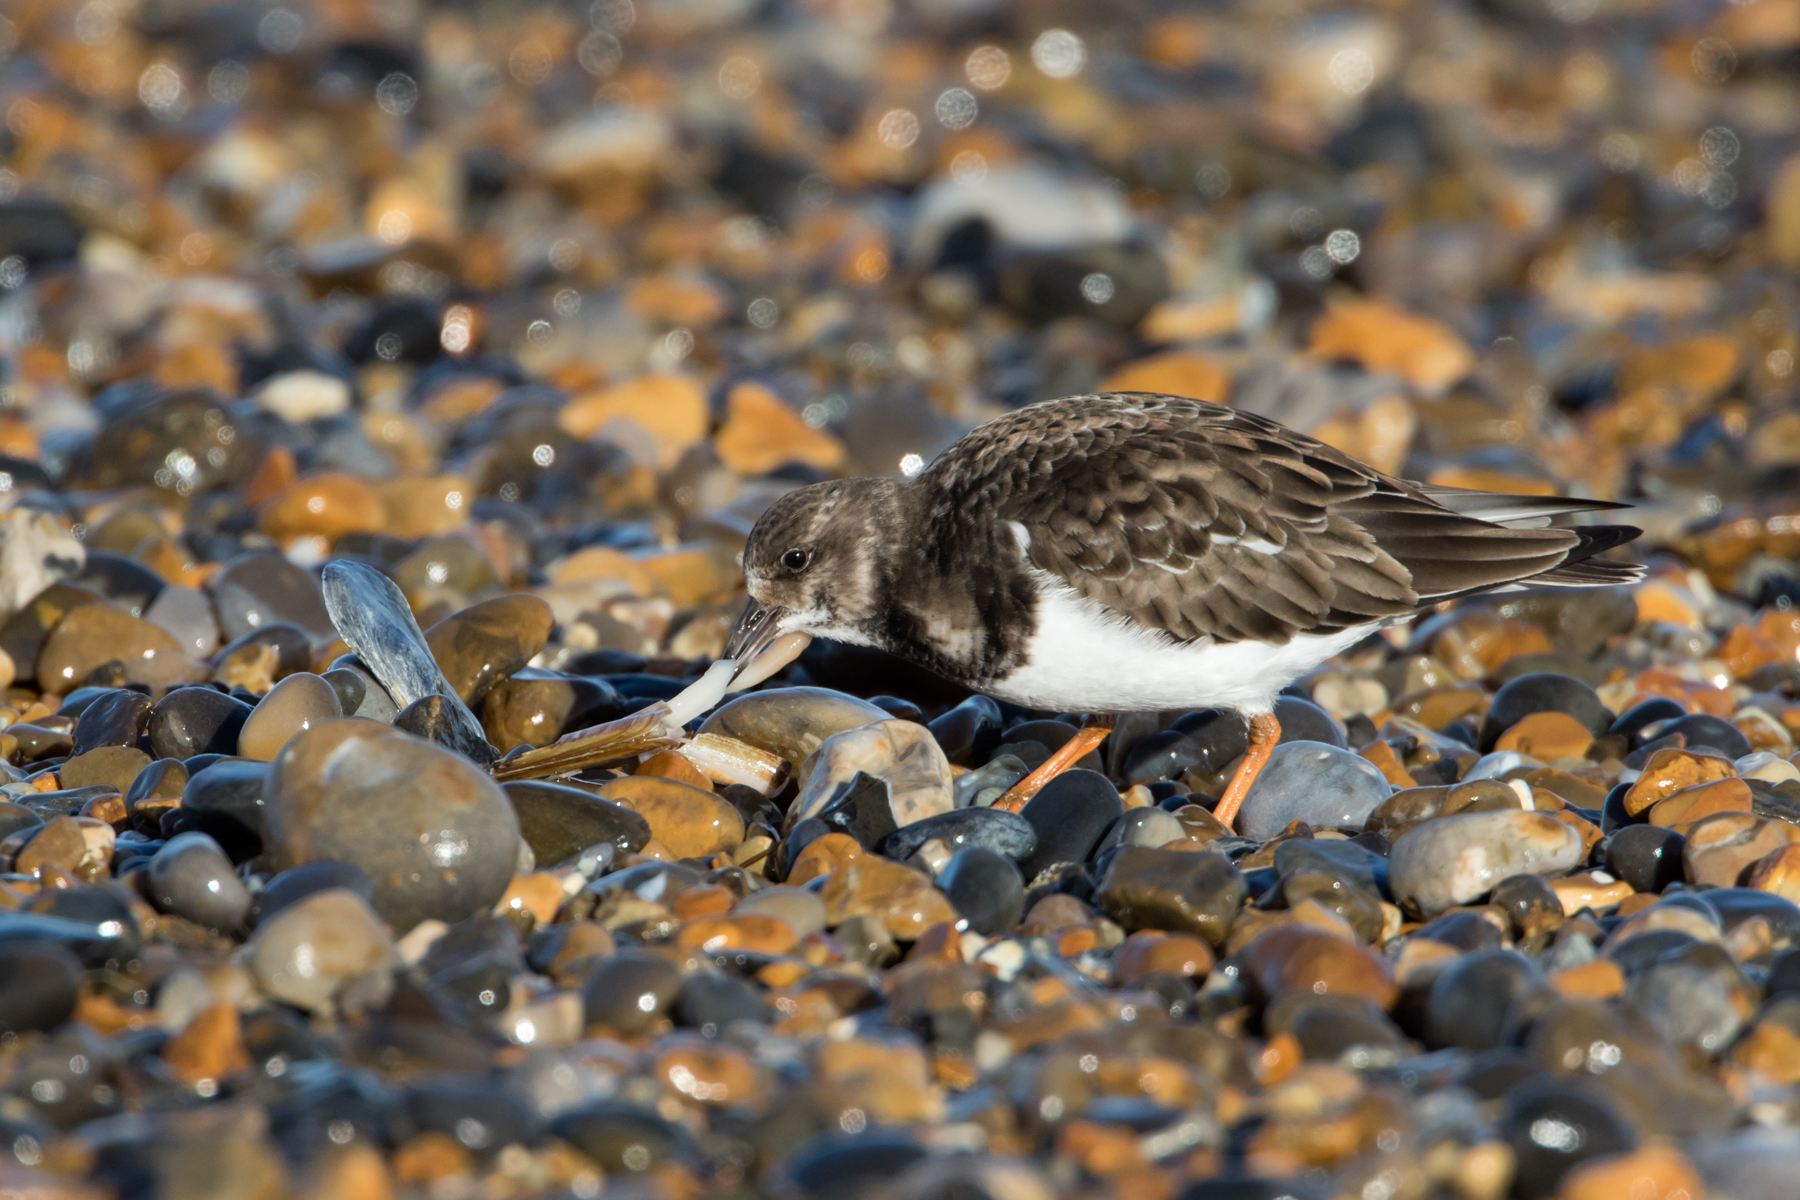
[988,579,1383,714]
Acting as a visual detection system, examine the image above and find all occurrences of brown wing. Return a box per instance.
[922,392,1623,645]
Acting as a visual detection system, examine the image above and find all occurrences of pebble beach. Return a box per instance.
[1,0,1800,1198]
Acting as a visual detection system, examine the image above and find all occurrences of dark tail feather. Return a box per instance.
[1524,524,1644,586]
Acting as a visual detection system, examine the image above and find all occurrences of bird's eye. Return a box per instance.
[781,548,811,572]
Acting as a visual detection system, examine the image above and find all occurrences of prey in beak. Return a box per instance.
[723,602,812,693]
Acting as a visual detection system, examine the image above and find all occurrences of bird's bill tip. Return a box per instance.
[723,602,811,693]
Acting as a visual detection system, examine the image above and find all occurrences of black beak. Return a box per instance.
[726,601,789,666]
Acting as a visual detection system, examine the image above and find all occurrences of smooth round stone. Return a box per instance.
[698,687,889,766]
[1424,949,1542,1051]
[37,605,196,692]
[1265,991,1403,1061]
[733,886,827,938]
[69,550,164,617]
[424,594,555,705]
[247,887,395,1012]
[672,970,770,1031]
[789,720,954,831]
[1479,672,1610,751]
[504,780,652,865]
[1502,1082,1636,1200]
[1097,806,1187,853]
[1489,875,1563,941]
[925,694,1003,767]
[1241,924,1397,1008]
[180,759,272,861]
[1659,713,1753,759]
[1235,741,1392,840]
[1389,809,1584,917]
[124,758,187,813]
[0,942,82,1034]
[146,831,252,932]
[149,687,253,759]
[1627,957,1746,1053]
[263,720,521,932]
[596,776,743,860]
[580,950,683,1035]
[212,623,313,683]
[936,846,1024,935]
[878,807,1036,863]
[60,745,150,793]
[1684,812,1789,888]
[0,583,106,682]
[251,860,375,928]
[1610,697,1687,743]
[238,673,342,761]
[394,694,497,763]
[396,535,500,594]
[482,669,623,752]
[783,1131,927,1200]
[212,553,335,643]
[70,689,151,755]
[320,668,365,716]
[8,723,71,760]
[1019,770,1124,878]
[143,584,219,660]
[1094,846,1245,946]
[1281,871,1384,942]
[1273,694,1346,749]
[951,755,1028,808]
[1604,824,1687,894]
[1273,838,1387,894]
[1123,709,1247,784]
[327,658,399,722]
[1706,888,1800,948]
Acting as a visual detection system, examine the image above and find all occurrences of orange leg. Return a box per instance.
[995,715,1116,813]
[1212,712,1281,832]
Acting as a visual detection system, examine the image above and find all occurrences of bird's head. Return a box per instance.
[725,477,897,685]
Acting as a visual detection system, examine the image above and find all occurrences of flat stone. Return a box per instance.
[698,687,889,766]
[482,669,622,752]
[147,831,252,932]
[237,673,343,761]
[1235,741,1393,840]
[180,759,270,861]
[819,856,956,939]
[247,888,394,1013]
[38,605,197,692]
[1625,748,1738,817]
[213,553,336,644]
[1388,810,1585,917]
[1094,846,1244,946]
[595,776,744,860]
[1649,778,1754,828]
[60,746,150,794]
[1495,711,1595,760]
[263,719,520,932]
[504,779,652,864]
[424,594,554,705]
[1424,949,1542,1051]
[143,584,219,660]
[733,886,826,938]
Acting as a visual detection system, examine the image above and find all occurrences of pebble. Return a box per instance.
[1389,810,1586,917]
[236,672,342,761]
[37,605,194,691]
[69,688,150,755]
[699,688,891,765]
[1094,846,1245,946]
[505,780,652,865]
[1018,770,1124,877]
[1235,741,1393,840]
[597,776,745,860]
[146,831,252,932]
[246,888,395,1014]
[263,721,520,932]
[0,942,82,1035]
[424,594,555,705]
[790,719,955,831]
[936,846,1025,935]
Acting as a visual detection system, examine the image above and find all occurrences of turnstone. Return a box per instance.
[725,392,1642,830]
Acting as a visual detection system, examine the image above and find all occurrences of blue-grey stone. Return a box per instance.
[1235,741,1392,840]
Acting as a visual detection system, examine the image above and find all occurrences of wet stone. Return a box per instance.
[596,776,744,860]
[1661,713,1753,759]
[69,689,151,755]
[180,760,270,861]
[237,672,343,761]
[699,687,891,766]
[819,856,956,939]
[1479,672,1611,752]
[0,942,83,1035]
[1235,741,1393,840]
[1273,694,1347,749]
[0,583,104,682]
[213,623,313,683]
[1094,846,1244,946]
[925,695,1003,767]
[1502,1082,1636,1200]
[936,846,1025,935]
[247,888,395,1014]
[37,605,195,692]
[482,669,622,752]
[143,584,219,661]
[1098,806,1187,852]
[327,658,400,722]
[580,950,683,1036]
[212,554,335,644]
[394,694,497,763]
[147,831,252,932]
[1123,709,1248,785]
[424,593,555,706]
[1019,770,1124,878]
[0,802,42,840]
[1683,812,1790,888]
[734,886,827,939]
[1280,871,1384,942]
[1389,810,1585,917]
[1242,925,1398,1009]
[1266,991,1403,1060]
[505,780,652,864]
[878,807,1037,864]
[813,771,898,849]
[1624,749,1738,818]
[1273,838,1387,894]
[263,720,521,933]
